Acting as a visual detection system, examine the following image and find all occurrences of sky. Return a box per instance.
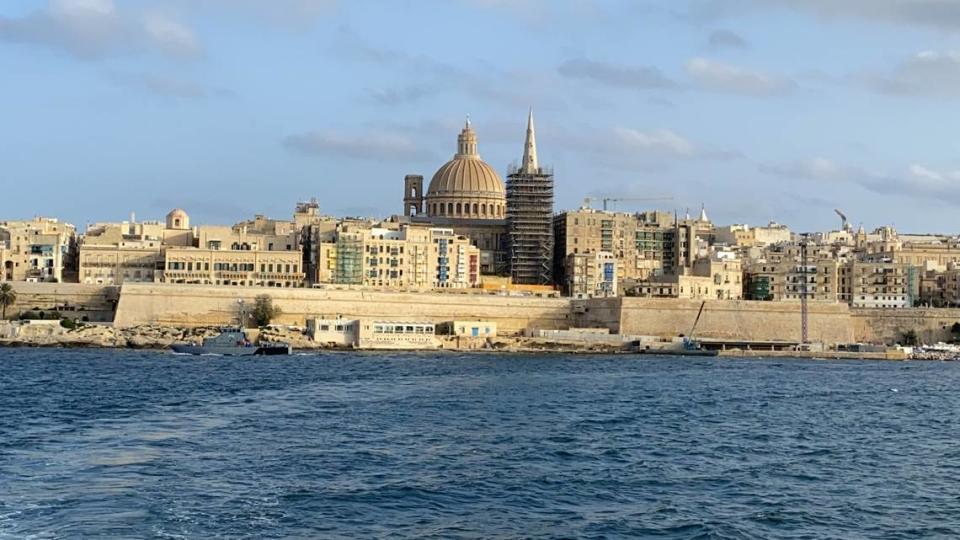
[2,0,960,234]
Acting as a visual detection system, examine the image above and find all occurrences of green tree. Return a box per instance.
[901,330,920,346]
[251,294,281,327]
[0,283,16,320]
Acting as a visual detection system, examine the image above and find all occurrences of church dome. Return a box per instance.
[425,119,506,220]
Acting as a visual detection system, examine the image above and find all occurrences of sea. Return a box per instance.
[1,349,959,539]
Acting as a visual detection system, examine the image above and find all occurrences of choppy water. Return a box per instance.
[1,350,960,539]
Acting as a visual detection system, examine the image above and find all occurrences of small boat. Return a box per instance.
[171,327,291,356]
[631,301,718,357]
[631,339,719,357]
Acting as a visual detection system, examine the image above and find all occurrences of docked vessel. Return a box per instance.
[632,339,719,357]
[171,328,291,356]
[631,301,718,357]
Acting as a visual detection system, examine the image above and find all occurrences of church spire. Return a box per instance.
[521,107,539,174]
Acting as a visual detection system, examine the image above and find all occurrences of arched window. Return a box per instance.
[447,202,454,215]
[456,203,462,215]
[472,203,478,215]
[439,203,445,216]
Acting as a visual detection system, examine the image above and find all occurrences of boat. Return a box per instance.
[631,301,718,357]
[171,327,291,356]
[633,340,719,357]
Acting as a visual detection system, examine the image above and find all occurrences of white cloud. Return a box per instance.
[556,126,739,171]
[865,50,960,98]
[283,130,435,162]
[707,29,749,50]
[767,0,960,32]
[558,58,678,90]
[106,71,232,100]
[612,128,697,157]
[690,0,960,32]
[686,57,794,96]
[0,0,200,59]
[331,28,536,106]
[142,13,200,57]
[762,157,960,204]
[181,0,336,29]
[761,157,851,181]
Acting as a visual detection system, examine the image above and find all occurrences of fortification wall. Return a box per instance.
[114,284,572,334]
[1,282,117,322]
[852,308,960,345]
[577,298,854,344]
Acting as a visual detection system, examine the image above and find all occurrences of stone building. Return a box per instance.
[743,259,841,302]
[403,118,508,274]
[553,208,708,295]
[316,223,480,290]
[564,251,617,298]
[161,247,304,287]
[160,216,305,287]
[714,222,792,248]
[630,255,743,300]
[0,217,76,283]
[840,260,909,309]
[78,211,195,285]
[293,199,341,285]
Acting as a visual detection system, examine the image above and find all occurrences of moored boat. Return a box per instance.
[171,328,291,356]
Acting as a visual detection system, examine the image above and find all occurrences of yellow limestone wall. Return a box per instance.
[852,308,960,345]
[576,297,855,344]
[113,283,572,335]
[110,283,960,345]
[2,282,118,321]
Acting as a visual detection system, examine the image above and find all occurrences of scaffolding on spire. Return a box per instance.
[507,108,554,285]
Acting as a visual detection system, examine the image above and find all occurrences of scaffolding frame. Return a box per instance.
[506,165,554,285]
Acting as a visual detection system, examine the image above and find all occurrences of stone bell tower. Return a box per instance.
[403,174,424,217]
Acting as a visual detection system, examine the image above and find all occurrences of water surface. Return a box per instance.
[1,349,958,539]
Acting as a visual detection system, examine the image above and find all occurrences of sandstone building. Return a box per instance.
[315,223,480,290]
[0,217,76,283]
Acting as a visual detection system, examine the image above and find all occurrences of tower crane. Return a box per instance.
[582,196,673,211]
[834,209,851,232]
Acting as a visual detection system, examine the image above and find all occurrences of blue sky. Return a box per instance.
[3,0,960,233]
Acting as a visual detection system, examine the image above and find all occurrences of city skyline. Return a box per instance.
[3,0,960,233]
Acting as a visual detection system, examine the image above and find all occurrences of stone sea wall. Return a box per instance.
[114,283,573,335]
[6,282,960,346]
[852,308,960,345]
[2,282,117,322]
[575,297,855,344]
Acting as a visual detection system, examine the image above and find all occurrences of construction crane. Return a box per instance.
[834,209,851,232]
[582,196,673,211]
[800,234,810,345]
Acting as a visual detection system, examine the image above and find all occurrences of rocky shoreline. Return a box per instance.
[0,323,627,354]
[2,322,951,360]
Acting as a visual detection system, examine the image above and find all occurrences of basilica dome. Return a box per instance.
[425,119,506,220]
